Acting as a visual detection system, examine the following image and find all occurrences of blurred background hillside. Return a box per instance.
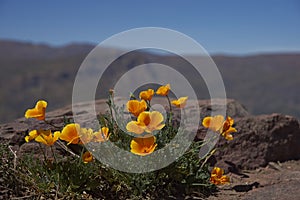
[0,1,300,123]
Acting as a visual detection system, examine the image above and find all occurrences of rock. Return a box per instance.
[209,113,300,170]
[198,99,249,118]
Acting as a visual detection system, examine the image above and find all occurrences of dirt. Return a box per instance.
[207,160,300,200]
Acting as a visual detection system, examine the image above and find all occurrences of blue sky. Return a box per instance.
[0,0,299,54]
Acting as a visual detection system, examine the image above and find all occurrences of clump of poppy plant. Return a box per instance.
[20,84,237,198]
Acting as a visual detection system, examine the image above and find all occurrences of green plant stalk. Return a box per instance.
[166,95,173,114]
[146,100,152,111]
[50,146,57,163]
[200,148,217,170]
[166,95,173,125]
[108,93,115,133]
[38,143,47,161]
[78,146,85,164]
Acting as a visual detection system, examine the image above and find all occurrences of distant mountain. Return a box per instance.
[0,39,299,123]
[0,40,95,60]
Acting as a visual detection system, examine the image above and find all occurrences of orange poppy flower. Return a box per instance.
[171,96,188,108]
[25,129,50,142]
[25,100,47,120]
[202,115,236,140]
[127,100,147,117]
[60,123,81,144]
[130,135,157,156]
[156,84,171,96]
[139,89,154,101]
[82,151,93,163]
[93,127,110,142]
[126,111,165,134]
[210,167,230,185]
[35,130,60,146]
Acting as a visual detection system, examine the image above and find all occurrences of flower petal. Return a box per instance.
[156,84,171,96]
[25,100,47,120]
[130,136,157,156]
[139,89,154,101]
[36,100,47,110]
[82,151,93,163]
[226,116,234,126]
[53,131,61,141]
[35,136,47,145]
[127,100,147,117]
[93,127,110,142]
[130,139,143,154]
[35,130,53,146]
[202,117,212,128]
[220,175,230,184]
[126,121,145,134]
[137,111,151,126]
[60,123,81,144]
[149,111,164,126]
[224,127,237,134]
[142,135,156,147]
[224,133,233,141]
[25,109,42,119]
[172,96,188,108]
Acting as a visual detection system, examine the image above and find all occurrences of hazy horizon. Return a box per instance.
[2,38,300,57]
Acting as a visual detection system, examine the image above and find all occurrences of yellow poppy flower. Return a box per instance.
[126,111,165,134]
[93,127,110,142]
[220,116,236,140]
[35,131,60,146]
[139,89,154,101]
[202,115,236,140]
[130,135,157,156]
[210,167,230,185]
[171,96,188,108]
[127,100,147,117]
[82,151,93,163]
[156,84,171,96]
[25,129,50,142]
[25,100,47,120]
[60,123,81,144]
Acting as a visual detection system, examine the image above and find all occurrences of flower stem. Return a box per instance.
[166,95,172,113]
[50,146,57,163]
[200,148,217,170]
[79,147,85,164]
[38,143,47,162]
[166,95,173,125]
[56,141,79,158]
[108,93,116,133]
[146,100,152,111]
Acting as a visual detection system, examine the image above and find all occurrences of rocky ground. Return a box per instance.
[207,160,300,200]
[0,98,299,199]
